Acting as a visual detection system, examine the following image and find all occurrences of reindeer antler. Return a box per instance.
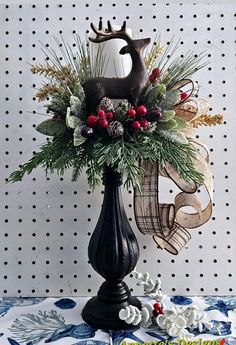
[89,20,131,43]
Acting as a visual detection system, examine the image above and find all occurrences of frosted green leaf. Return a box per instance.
[158,129,188,144]
[70,95,82,117]
[73,82,85,102]
[160,89,180,110]
[158,119,177,130]
[36,119,66,137]
[159,110,175,122]
[73,126,86,146]
[66,107,82,129]
[174,116,189,130]
[144,84,166,107]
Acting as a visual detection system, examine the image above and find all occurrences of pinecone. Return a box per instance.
[114,100,131,122]
[107,121,124,137]
[98,97,114,112]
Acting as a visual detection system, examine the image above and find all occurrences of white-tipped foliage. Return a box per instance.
[119,269,215,340]
[119,303,153,328]
[133,269,166,300]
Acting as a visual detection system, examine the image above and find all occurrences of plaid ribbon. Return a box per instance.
[134,160,192,255]
[134,97,214,255]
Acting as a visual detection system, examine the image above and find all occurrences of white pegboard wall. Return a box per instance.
[0,0,236,297]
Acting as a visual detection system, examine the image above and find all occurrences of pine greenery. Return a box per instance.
[8,131,204,191]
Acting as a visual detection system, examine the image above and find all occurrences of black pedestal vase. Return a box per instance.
[82,165,141,330]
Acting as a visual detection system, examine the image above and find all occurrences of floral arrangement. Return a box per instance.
[8,32,223,191]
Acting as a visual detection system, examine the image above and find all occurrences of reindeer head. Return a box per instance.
[119,38,151,55]
[84,20,151,111]
[89,20,151,56]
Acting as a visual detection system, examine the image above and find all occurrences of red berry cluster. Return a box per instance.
[152,302,164,317]
[87,109,113,129]
[127,105,149,131]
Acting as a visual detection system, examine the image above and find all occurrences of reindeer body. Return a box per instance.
[84,21,150,113]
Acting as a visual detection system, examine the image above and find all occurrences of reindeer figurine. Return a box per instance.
[84,20,151,113]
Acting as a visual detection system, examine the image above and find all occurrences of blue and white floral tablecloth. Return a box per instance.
[0,296,235,345]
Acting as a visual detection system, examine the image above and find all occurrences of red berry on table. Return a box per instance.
[98,118,109,128]
[132,121,141,130]
[136,105,147,117]
[180,92,189,100]
[154,302,162,311]
[106,112,113,120]
[127,108,136,118]
[87,115,98,128]
[98,109,106,118]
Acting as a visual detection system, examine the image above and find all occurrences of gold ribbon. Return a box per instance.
[134,98,214,255]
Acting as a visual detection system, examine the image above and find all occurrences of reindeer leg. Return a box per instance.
[84,79,105,114]
[128,87,138,107]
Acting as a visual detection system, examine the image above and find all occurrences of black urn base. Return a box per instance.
[82,281,141,330]
[82,166,140,330]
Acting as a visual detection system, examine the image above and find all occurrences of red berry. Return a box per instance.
[140,119,148,128]
[132,121,141,131]
[149,67,161,83]
[98,118,108,128]
[180,92,189,100]
[106,112,113,120]
[127,109,136,118]
[154,302,162,311]
[98,109,106,118]
[152,67,161,77]
[158,309,164,315]
[136,105,147,117]
[87,115,98,128]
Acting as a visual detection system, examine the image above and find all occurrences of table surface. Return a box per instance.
[0,296,235,345]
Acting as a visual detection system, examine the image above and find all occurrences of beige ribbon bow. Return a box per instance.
[134,99,213,254]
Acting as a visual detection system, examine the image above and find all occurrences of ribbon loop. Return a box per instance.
[134,149,213,254]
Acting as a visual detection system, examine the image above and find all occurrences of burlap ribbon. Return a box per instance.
[134,98,213,254]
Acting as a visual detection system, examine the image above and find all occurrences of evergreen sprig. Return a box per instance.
[8,131,203,190]
[144,37,208,90]
[157,136,204,184]
[8,134,76,182]
[160,51,208,89]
